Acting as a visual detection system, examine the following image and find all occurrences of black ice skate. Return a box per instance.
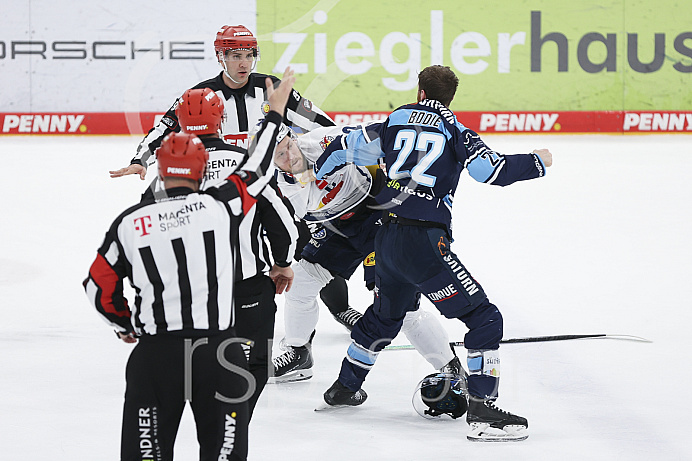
[332,308,363,331]
[267,345,313,384]
[317,379,367,410]
[466,396,528,442]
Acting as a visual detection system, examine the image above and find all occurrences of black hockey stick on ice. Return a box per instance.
[383,333,651,351]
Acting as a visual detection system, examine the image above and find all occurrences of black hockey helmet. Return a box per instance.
[412,372,468,420]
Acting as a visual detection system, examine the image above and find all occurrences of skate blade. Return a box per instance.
[267,369,313,384]
[467,423,528,442]
[314,400,360,412]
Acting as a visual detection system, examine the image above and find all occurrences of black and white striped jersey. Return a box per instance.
[132,71,335,167]
[143,136,298,278]
[84,112,282,336]
[202,137,297,276]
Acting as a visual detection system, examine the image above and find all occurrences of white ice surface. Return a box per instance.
[1,134,691,460]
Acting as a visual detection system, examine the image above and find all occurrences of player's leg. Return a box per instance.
[273,218,376,383]
[335,297,411,390]
[319,214,380,330]
[233,274,277,419]
[323,223,417,407]
[401,309,455,370]
[268,259,329,383]
[418,228,527,441]
[320,275,363,331]
[281,222,360,349]
[190,331,250,461]
[120,337,186,461]
[320,275,348,316]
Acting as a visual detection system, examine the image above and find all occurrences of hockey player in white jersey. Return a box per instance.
[268,123,461,385]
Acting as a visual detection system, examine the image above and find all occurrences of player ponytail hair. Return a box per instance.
[417,65,459,107]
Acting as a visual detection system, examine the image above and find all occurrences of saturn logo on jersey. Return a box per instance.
[134,216,152,236]
[442,254,480,296]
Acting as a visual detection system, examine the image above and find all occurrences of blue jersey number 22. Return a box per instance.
[389,130,445,188]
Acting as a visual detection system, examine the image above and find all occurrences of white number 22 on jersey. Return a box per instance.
[389,130,445,187]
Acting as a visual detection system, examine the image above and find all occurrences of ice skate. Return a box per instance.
[466,396,528,442]
[332,308,363,331]
[315,379,367,411]
[267,344,313,384]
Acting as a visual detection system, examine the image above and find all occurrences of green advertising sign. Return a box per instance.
[256,0,691,112]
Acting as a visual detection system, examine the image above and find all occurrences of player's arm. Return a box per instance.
[257,182,299,269]
[82,226,135,338]
[312,121,385,180]
[109,102,180,180]
[257,185,298,294]
[461,128,551,186]
[209,68,296,206]
[282,84,335,131]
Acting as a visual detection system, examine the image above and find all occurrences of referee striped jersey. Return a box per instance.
[132,71,335,167]
[145,136,298,279]
[84,112,282,336]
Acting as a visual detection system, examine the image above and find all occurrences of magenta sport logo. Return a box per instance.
[134,216,153,237]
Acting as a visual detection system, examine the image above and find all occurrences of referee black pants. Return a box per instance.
[121,330,250,461]
[234,274,277,420]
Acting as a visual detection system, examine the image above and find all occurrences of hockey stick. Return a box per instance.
[383,334,651,351]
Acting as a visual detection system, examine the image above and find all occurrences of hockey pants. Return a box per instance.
[338,223,503,400]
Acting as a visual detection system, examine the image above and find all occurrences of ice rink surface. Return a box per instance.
[1,133,691,460]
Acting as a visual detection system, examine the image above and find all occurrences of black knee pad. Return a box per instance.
[320,276,349,314]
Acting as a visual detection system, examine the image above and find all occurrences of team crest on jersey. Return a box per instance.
[302,99,313,112]
[261,101,271,115]
[363,252,376,267]
[312,228,327,239]
[319,135,334,151]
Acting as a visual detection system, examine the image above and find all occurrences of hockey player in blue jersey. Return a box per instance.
[315,65,553,442]
[268,123,461,385]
